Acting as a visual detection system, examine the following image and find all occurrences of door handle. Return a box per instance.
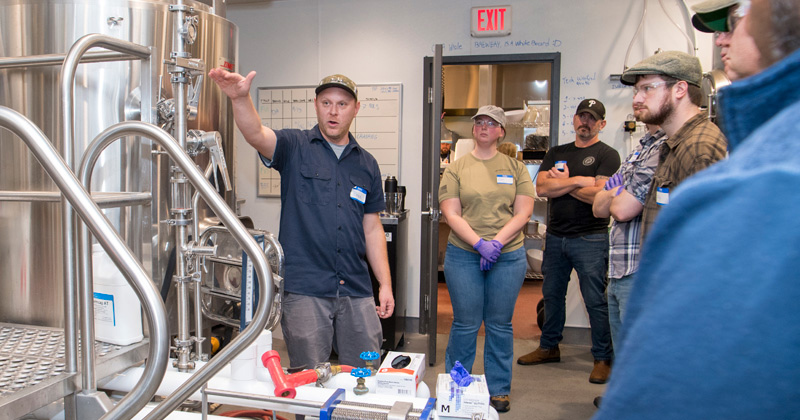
[421,208,441,222]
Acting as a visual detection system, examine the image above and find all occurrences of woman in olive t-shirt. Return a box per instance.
[438,105,535,413]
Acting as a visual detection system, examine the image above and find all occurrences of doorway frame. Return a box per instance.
[419,51,561,365]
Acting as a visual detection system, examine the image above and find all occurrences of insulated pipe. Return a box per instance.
[0,107,170,420]
[59,33,153,420]
[83,122,274,420]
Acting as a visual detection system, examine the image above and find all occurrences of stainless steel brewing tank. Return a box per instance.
[0,0,238,328]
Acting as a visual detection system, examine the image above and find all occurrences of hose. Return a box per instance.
[219,409,290,420]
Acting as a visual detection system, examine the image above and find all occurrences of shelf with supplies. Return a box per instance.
[524,159,548,281]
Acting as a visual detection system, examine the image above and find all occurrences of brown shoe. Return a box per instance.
[490,395,510,413]
[589,360,612,384]
[517,345,560,365]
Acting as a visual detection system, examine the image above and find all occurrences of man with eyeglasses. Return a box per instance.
[593,0,800,418]
[691,0,763,80]
[620,51,727,239]
[517,99,620,386]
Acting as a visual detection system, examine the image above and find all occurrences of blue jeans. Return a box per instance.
[607,274,635,350]
[443,244,527,396]
[540,233,613,361]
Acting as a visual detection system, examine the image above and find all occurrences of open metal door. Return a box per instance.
[419,45,443,365]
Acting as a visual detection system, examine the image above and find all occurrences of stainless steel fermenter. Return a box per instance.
[0,0,239,328]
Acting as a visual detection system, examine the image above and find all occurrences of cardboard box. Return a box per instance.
[436,373,490,418]
[375,351,426,397]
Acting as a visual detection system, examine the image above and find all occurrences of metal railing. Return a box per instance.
[0,106,170,420]
[58,34,158,420]
[79,121,274,420]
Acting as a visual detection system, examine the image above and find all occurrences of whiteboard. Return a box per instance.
[256,84,403,197]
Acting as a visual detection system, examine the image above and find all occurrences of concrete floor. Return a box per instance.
[213,327,604,420]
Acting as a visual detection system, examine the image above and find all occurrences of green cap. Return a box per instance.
[316,74,358,100]
[620,51,703,87]
[691,0,738,33]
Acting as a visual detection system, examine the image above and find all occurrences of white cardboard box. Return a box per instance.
[375,351,426,397]
[436,373,490,418]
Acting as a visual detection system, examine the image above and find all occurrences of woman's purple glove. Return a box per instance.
[604,173,624,191]
[473,239,502,263]
[480,257,494,271]
[450,361,473,387]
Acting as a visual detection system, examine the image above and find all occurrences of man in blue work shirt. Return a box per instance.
[209,69,393,369]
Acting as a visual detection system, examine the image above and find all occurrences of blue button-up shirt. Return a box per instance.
[260,125,384,298]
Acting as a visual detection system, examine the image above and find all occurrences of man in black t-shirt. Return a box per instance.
[517,99,620,385]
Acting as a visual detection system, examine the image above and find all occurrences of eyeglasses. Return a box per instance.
[474,120,500,128]
[633,81,670,97]
[725,0,751,33]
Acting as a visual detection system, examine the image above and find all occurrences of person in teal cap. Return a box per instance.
[691,0,763,80]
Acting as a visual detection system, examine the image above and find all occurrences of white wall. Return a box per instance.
[228,0,715,321]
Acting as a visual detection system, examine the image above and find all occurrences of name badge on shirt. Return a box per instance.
[656,187,669,206]
[497,174,514,185]
[628,151,640,163]
[350,186,367,204]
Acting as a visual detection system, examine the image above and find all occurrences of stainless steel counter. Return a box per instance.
[379,209,408,225]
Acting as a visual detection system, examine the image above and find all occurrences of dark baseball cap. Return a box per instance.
[315,74,358,100]
[620,51,703,87]
[575,99,606,120]
[691,0,738,33]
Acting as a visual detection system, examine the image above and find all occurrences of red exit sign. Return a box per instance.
[471,5,512,37]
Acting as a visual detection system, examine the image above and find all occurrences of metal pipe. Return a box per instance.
[0,51,144,69]
[192,164,215,361]
[0,191,151,207]
[59,33,153,419]
[0,107,170,420]
[202,388,327,409]
[171,0,194,372]
[79,122,273,420]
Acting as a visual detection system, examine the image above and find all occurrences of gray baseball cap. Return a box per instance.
[620,51,703,87]
[691,0,739,33]
[472,105,507,128]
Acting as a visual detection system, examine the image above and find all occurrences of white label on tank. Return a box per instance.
[94,292,116,326]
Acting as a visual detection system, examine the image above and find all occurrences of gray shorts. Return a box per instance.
[280,292,382,369]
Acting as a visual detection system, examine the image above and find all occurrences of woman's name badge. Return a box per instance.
[497,174,513,185]
[628,151,640,162]
[350,186,367,204]
[656,187,669,206]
